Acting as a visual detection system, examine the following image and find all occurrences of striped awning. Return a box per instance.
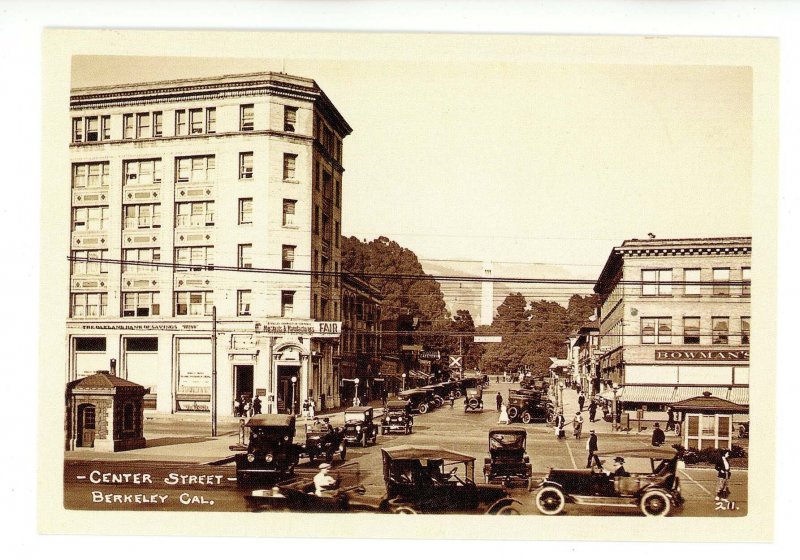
[619,385,677,404]
[598,385,749,406]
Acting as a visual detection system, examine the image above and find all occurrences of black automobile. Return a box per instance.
[300,420,347,463]
[506,390,553,424]
[234,414,299,485]
[382,400,414,434]
[464,385,484,412]
[533,446,684,517]
[482,428,532,487]
[342,406,379,447]
[380,445,522,514]
[398,389,435,414]
[421,383,450,408]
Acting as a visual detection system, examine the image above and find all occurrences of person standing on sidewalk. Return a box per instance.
[651,422,665,447]
[588,399,598,422]
[715,449,732,500]
[554,410,566,439]
[573,411,584,438]
[496,392,503,412]
[252,395,262,415]
[586,429,602,468]
[578,390,586,412]
[307,399,316,420]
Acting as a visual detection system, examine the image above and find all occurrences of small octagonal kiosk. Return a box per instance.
[671,391,749,451]
[66,372,148,452]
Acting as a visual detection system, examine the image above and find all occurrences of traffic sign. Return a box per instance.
[449,356,463,369]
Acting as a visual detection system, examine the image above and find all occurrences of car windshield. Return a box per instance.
[490,432,525,449]
[389,459,474,485]
[344,412,366,422]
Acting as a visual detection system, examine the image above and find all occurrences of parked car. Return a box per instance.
[380,445,522,514]
[421,383,453,408]
[382,400,414,434]
[234,414,299,485]
[464,386,484,412]
[300,420,347,464]
[398,389,435,414]
[506,390,553,424]
[342,406,379,447]
[482,428,532,486]
[533,446,684,517]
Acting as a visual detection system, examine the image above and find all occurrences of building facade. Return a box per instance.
[67,72,351,415]
[339,271,383,405]
[593,237,750,413]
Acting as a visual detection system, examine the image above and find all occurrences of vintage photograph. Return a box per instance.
[39,30,778,539]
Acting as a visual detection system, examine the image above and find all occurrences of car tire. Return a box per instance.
[507,406,519,420]
[494,505,521,515]
[454,390,462,398]
[674,424,682,436]
[521,411,533,424]
[434,397,444,408]
[391,503,418,514]
[640,490,672,517]
[535,486,566,516]
[418,403,428,414]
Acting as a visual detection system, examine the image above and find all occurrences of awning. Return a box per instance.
[597,385,750,406]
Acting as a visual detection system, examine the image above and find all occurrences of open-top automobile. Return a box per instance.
[300,420,347,464]
[482,428,532,487]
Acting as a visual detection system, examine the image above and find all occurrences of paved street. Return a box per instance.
[64,382,747,516]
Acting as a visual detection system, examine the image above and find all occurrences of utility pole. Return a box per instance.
[211,305,218,437]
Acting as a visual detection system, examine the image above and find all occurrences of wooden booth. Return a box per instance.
[671,391,749,451]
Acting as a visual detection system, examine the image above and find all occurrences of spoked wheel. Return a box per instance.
[521,411,533,424]
[640,490,672,517]
[418,403,429,414]
[507,407,519,421]
[535,486,566,515]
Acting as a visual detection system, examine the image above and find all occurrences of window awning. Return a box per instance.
[597,385,749,406]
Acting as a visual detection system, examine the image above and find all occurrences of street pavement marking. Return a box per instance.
[679,468,713,496]
[564,438,578,469]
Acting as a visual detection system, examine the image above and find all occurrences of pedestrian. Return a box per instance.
[554,410,566,439]
[573,411,584,438]
[714,449,732,500]
[243,399,251,417]
[588,399,598,422]
[302,399,309,417]
[586,429,602,468]
[496,392,503,412]
[497,403,510,424]
[651,422,665,447]
[313,463,337,497]
[449,391,455,408]
[578,390,585,412]
[666,407,675,432]
[252,395,262,415]
[307,399,315,419]
[233,397,242,417]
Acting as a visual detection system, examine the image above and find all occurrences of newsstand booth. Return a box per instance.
[66,371,148,452]
[670,391,749,451]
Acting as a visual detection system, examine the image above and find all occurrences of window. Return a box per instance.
[741,317,750,345]
[684,268,701,296]
[240,104,254,131]
[642,269,672,296]
[282,199,296,226]
[122,292,160,317]
[71,292,108,317]
[123,247,161,273]
[281,291,295,317]
[71,249,108,275]
[101,116,111,140]
[75,337,106,351]
[136,113,151,138]
[153,112,162,137]
[175,110,187,135]
[335,180,341,207]
[85,117,99,141]
[176,155,215,183]
[237,290,251,316]
[175,291,213,316]
[124,159,162,185]
[71,206,109,231]
[189,108,203,134]
[284,106,297,132]
[335,221,340,247]
[314,205,320,235]
[123,203,161,229]
[238,244,252,269]
[712,268,731,296]
[322,171,332,198]
[239,152,253,179]
[175,201,215,227]
[72,118,84,142]
[334,261,339,288]
[72,162,110,189]
[683,317,701,344]
[641,317,671,344]
[175,246,213,271]
[712,317,729,345]
[282,245,295,269]
[283,153,297,180]
[742,267,751,296]
[238,198,252,225]
[123,114,134,139]
[206,108,216,134]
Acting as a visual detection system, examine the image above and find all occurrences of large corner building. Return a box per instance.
[67,72,351,415]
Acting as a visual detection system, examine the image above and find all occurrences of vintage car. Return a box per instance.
[459,375,489,392]
[246,478,383,513]
[342,406,379,447]
[234,414,299,485]
[421,383,452,408]
[398,389,435,414]
[380,445,522,514]
[533,446,685,517]
[464,385,484,412]
[382,400,414,434]
[506,390,553,424]
[299,420,347,463]
[482,428,532,486]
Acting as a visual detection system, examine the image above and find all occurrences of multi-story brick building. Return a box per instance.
[593,237,750,416]
[339,271,383,405]
[66,72,351,416]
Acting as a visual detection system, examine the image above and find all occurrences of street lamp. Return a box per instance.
[290,375,298,415]
[611,383,620,432]
[402,373,407,392]
[354,378,360,405]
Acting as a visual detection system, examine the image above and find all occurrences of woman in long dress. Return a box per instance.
[498,403,510,424]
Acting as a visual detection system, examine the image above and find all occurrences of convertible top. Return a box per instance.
[398,389,428,397]
[386,400,410,408]
[382,445,475,462]
[489,427,528,437]
[345,406,373,413]
[246,414,296,429]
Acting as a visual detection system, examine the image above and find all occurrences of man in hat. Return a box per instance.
[313,463,337,497]
[610,456,629,478]
[586,429,602,468]
[651,422,666,447]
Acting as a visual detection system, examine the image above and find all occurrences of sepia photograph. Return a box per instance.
[36,28,779,542]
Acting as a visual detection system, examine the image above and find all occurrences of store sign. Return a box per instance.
[402,345,424,352]
[419,351,441,360]
[655,350,749,361]
[255,320,342,338]
[474,336,502,343]
[74,322,202,331]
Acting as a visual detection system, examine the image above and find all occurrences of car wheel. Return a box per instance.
[521,412,533,424]
[640,490,672,517]
[674,423,682,436]
[495,505,521,515]
[418,403,428,414]
[535,486,566,515]
[546,412,555,424]
[393,505,418,514]
[507,406,519,420]
[454,390,462,398]
[434,397,443,408]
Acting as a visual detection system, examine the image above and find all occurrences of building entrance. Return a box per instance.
[277,365,300,414]
[234,365,254,407]
[77,404,96,447]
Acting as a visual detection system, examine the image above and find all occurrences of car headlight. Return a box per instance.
[246,453,255,463]
[356,426,362,432]
[265,453,273,463]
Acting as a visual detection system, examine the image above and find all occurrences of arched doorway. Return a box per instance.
[274,343,304,414]
[77,404,96,448]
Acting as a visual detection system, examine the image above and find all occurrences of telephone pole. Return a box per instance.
[211,306,218,437]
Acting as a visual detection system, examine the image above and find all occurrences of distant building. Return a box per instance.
[593,237,750,415]
[67,71,351,415]
[339,271,383,404]
[568,322,601,394]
